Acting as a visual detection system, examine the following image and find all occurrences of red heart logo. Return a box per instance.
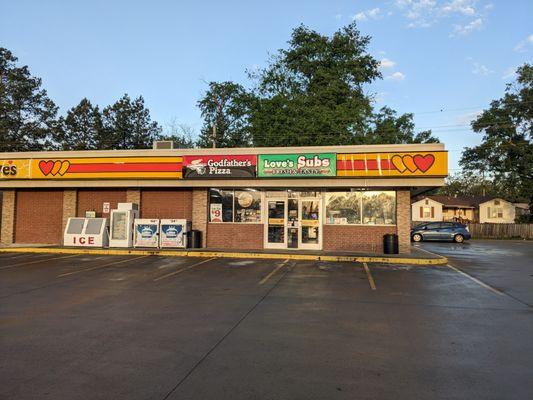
[38,160,54,176]
[413,154,435,172]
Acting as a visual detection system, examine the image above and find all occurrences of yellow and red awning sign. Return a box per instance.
[337,151,447,177]
[0,157,183,180]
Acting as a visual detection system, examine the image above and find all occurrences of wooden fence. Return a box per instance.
[467,223,533,239]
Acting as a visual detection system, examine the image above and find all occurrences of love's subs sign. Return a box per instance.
[337,151,447,177]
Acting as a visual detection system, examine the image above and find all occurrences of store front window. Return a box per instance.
[209,188,261,223]
[325,191,396,225]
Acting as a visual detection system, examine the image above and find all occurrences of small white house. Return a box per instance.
[479,198,517,223]
[412,197,443,222]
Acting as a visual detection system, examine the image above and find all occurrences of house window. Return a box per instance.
[494,200,500,205]
[488,207,503,219]
[423,206,432,218]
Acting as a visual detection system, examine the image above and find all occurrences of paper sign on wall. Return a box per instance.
[210,203,223,222]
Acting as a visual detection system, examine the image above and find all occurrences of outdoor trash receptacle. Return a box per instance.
[383,234,399,254]
[190,230,202,249]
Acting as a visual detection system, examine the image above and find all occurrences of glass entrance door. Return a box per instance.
[264,192,322,250]
[266,199,286,249]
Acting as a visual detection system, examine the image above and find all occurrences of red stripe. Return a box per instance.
[337,159,392,171]
[68,163,182,173]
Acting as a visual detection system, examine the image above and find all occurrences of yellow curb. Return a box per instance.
[0,247,448,265]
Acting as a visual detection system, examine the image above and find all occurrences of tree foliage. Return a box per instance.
[160,118,196,148]
[58,98,104,150]
[435,171,506,198]
[0,47,61,151]
[197,23,438,148]
[461,63,533,207]
[102,94,162,149]
[196,82,251,148]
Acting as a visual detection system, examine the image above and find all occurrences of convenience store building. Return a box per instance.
[0,144,447,254]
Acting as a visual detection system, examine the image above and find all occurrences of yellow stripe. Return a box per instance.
[0,247,448,265]
[153,258,215,281]
[259,259,289,285]
[57,255,149,277]
[0,254,78,270]
[363,262,377,290]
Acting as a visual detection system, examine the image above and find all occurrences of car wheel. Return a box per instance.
[412,233,422,242]
[454,234,464,243]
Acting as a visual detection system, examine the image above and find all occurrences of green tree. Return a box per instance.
[461,63,533,209]
[365,107,438,144]
[249,23,380,147]
[102,94,162,149]
[435,171,506,198]
[196,82,251,148]
[58,98,104,150]
[0,47,61,151]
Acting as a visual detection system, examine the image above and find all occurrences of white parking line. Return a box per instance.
[446,264,503,295]
[259,259,289,285]
[153,258,216,282]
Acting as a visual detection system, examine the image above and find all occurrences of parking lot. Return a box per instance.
[1,247,532,400]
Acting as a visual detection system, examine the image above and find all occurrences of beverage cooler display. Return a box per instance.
[109,203,138,247]
[64,217,109,247]
[160,219,190,248]
[134,219,160,248]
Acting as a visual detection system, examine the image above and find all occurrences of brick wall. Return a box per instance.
[140,189,193,219]
[77,189,127,218]
[396,190,411,254]
[323,225,396,253]
[15,190,64,244]
[1,190,16,245]
[62,190,77,241]
[192,189,208,248]
[207,223,263,250]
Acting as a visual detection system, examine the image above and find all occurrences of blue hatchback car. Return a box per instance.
[411,222,471,243]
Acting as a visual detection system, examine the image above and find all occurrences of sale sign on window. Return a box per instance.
[210,203,223,222]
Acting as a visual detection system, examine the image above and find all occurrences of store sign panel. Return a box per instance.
[183,155,256,179]
[0,157,183,179]
[258,153,336,178]
[337,152,447,177]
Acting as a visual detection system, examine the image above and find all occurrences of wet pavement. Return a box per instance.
[0,250,532,400]
[417,239,533,306]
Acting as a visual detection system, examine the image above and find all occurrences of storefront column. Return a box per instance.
[396,190,411,254]
[126,189,141,208]
[62,189,77,243]
[192,188,207,248]
[1,190,16,245]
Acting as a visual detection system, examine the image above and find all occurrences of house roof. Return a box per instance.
[415,195,495,208]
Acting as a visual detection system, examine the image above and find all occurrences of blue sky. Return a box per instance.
[1,0,532,171]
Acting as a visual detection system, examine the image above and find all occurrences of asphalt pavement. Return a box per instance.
[0,247,532,400]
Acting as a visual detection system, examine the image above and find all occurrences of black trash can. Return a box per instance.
[189,230,202,249]
[383,233,399,254]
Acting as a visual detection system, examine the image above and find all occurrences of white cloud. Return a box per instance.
[375,91,388,103]
[514,34,533,52]
[353,7,381,21]
[442,0,476,16]
[380,58,396,69]
[450,17,483,36]
[471,62,492,76]
[334,13,342,20]
[502,66,517,80]
[386,71,406,81]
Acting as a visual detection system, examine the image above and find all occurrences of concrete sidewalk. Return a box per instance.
[0,245,447,265]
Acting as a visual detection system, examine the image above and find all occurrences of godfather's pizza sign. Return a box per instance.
[182,155,257,179]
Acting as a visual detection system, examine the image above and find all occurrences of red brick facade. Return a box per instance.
[141,189,193,220]
[15,190,64,244]
[207,223,263,250]
[77,189,127,218]
[323,225,396,252]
